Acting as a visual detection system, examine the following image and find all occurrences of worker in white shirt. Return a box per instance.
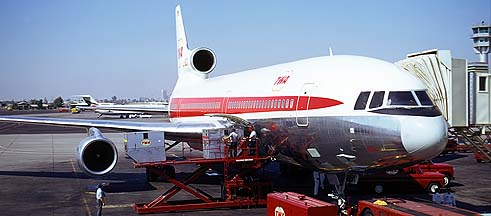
[96,183,106,216]
[247,126,257,155]
[226,129,239,157]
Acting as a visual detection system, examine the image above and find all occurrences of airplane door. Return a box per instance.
[296,83,314,127]
[223,90,231,114]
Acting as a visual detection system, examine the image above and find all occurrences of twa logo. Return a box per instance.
[272,75,290,91]
[274,206,285,216]
[141,139,151,146]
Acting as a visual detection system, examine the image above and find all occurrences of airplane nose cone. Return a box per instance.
[401,116,448,160]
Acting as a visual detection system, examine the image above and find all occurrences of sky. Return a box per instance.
[0,0,490,101]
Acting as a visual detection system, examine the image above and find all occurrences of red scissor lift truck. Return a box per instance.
[124,127,272,214]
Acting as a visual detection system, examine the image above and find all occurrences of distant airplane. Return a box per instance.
[71,95,168,118]
[68,95,102,108]
[0,5,447,207]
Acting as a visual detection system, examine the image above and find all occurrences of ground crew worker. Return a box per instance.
[96,183,106,216]
[319,172,325,190]
[432,189,443,204]
[313,171,320,196]
[247,126,257,155]
[226,129,239,157]
[443,189,456,206]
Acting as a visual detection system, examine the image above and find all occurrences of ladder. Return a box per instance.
[449,126,491,162]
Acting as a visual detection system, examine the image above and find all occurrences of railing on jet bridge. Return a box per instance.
[449,126,491,162]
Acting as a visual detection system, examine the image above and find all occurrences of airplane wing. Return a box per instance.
[0,115,226,136]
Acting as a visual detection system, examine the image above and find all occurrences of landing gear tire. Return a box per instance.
[443,175,450,186]
[361,208,374,216]
[374,184,384,194]
[427,182,439,194]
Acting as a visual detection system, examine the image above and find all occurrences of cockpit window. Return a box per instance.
[415,91,433,106]
[387,91,417,106]
[369,91,385,109]
[354,91,370,110]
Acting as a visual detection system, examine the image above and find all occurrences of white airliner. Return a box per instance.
[0,5,447,193]
[72,95,168,118]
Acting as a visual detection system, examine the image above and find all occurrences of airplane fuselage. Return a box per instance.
[168,55,448,171]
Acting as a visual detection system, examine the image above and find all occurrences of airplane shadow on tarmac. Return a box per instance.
[0,170,227,194]
[0,170,156,193]
[433,153,469,163]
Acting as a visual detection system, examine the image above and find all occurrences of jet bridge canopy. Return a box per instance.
[395,49,470,127]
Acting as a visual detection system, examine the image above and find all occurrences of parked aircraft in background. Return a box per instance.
[70,95,168,118]
[0,5,447,206]
[68,95,108,108]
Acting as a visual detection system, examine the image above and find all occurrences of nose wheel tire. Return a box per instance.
[428,182,439,193]
[443,176,450,186]
[361,208,374,216]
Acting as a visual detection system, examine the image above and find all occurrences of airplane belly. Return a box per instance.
[253,116,410,172]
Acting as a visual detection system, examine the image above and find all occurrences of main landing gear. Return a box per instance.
[325,171,359,216]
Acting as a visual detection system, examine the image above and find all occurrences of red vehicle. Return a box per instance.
[443,139,472,154]
[354,198,479,216]
[267,192,337,216]
[358,166,444,194]
[474,144,491,163]
[405,161,454,186]
[442,139,472,155]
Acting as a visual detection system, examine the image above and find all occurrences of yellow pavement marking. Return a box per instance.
[104,204,134,209]
[71,160,92,216]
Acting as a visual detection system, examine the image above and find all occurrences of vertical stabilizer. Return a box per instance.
[174,5,216,82]
[176,5,191,74]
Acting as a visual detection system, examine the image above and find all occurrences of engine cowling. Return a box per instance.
[77,128,118,176]
[190,47,216,75]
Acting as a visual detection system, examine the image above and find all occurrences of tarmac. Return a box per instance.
[0,110,490,215]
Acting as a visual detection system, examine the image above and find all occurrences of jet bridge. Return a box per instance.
[396,49,491,162]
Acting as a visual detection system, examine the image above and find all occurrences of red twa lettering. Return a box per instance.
[274,76,290,85]
[178,47,183,58]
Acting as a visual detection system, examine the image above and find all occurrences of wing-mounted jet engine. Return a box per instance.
[77,127,118,176]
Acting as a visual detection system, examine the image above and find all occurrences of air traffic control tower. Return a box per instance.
[471,21,491,64]
[469,21,491,125]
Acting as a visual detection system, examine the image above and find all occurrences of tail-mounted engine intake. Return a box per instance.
[77,127,118,176]
[190,47,216,77]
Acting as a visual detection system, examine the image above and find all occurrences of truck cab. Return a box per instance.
[358,167,445,194]
[405,160,454,186]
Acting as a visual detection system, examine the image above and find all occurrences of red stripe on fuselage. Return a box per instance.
[169,96,343,118]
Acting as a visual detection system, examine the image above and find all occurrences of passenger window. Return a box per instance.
[387,91,418,106]
[369,91,385,109]
[281,99,285,108]
[414,91,433,106]
[290,99,294,108]
[354,91,370,110]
